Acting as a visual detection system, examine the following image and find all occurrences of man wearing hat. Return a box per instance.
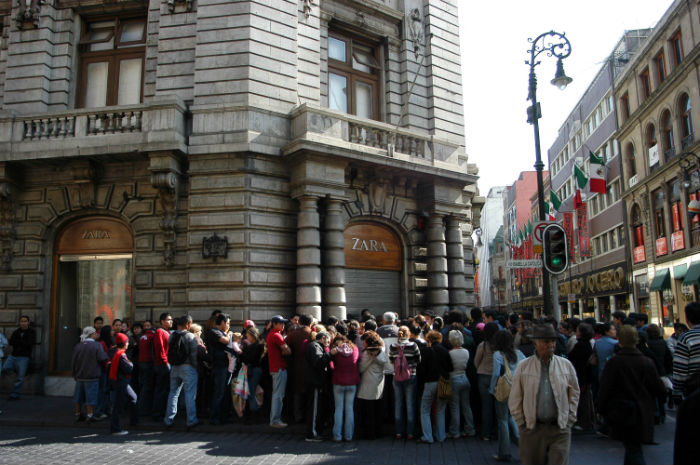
[267,315,292,427]
[71,326,108,423]
[509,324,580,465]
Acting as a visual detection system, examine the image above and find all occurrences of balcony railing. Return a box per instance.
[286,104,464,169]
[0,97,186,160]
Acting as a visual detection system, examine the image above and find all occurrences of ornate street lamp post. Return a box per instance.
[526,31,572,315]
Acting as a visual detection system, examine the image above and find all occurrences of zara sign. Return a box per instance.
[344,222,401,271]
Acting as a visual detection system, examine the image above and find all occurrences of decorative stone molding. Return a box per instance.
[0,181,16,272]
[14,0,42,29]
[69,160,99,209]
[149,153,181,268]
[407,8,425,59]
[167,0,193,13]
[302,0,313,18]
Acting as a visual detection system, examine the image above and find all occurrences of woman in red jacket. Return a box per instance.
[330,335,360,442]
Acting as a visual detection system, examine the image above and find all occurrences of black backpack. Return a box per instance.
[168,331,189,365]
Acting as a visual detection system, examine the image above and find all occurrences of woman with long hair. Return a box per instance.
[357,330,386,439]
[418,330,453,443]
[474,321,499,440]
[568,322,595,431]
[388,325,421,440]
[330,334,360,441]
[240,326,266,419]
[489,330,525,462]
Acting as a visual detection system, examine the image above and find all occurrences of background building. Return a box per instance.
[616,0,700,331]
[547,30,651,321]
[476,185,506,309]
[0,0,480,395]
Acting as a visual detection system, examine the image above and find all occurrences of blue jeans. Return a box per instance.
[495,399,519,457]
[247,366,262,412]
[73,379,100,406]
[3,355,30,398]
[165,364,199,426]
[333,384,356,441]
[270,369,287,425]
[210,366,231,423]
[449,374,476,436]
[478,374,495,438]
[420,381,448,443]
[393,375,417,436]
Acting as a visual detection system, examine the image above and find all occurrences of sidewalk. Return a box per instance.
[0,395,301,435]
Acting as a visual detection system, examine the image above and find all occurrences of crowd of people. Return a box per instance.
[2,304,699,465]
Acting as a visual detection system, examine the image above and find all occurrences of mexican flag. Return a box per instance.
[549,191,561,219]
[574,163,588,189]
[589,150,607,193]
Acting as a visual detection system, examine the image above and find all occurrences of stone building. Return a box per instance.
[547,30,651,321]
[475,185,506,309]
[0,0,480,394]
[615,0,700,330]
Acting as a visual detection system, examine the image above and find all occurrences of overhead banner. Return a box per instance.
[577,203,591,258]
[563,212,575,263]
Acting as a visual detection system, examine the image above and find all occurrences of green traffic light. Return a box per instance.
[552,257,563,266]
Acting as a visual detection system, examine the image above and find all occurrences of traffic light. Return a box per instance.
[543,224,568,274]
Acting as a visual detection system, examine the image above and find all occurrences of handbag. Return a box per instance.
[438,375,452,400]
[494,358,513,402]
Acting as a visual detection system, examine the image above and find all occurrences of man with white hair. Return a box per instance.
[71,326,108,423]
[377,311,399,425]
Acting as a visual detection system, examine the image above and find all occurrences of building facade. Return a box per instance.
[476,185,506,309]
[616,0,700,330]
[0,0,480,395]
[547,30,651,321]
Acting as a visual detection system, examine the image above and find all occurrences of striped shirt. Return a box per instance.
[672,324,700,395]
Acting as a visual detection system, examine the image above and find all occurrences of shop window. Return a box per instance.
[655,51,667,85]
[328,32,380,120]
[640,68,651,100]
[680,93,694,148]
[654,190,666,239]
[671,31,684,68]
[78,16,146,108]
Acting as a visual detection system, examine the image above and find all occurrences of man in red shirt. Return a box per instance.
[267,315,291,427]
[151,312,172,421]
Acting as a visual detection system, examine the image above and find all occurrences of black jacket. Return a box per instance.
[302,340,332,388]
[240,341,265,368]
[9,327,35,358]
[422,344,453,382]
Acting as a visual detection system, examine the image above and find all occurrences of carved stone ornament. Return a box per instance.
[408,8,425,59]
[167,0,193,13]
[151,171,179,267]
[368,178,388,214]
[0,182,16,272]
[302,0,313,19]
[15,0,42,29]
[202,233,228,262]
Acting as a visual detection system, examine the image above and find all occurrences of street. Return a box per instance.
[0,417,676,465]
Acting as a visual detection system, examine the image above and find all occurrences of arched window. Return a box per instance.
[647,124,659,172]
[662,110,675,159]
[680,93,694,148]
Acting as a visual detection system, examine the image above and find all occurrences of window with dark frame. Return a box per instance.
[632,205,644,248]
[654,190,666,240]
[640,68,651,100]
[655,51,667,85]
[680,93,693,146]
[327,32,380,120]
[78,16,146,108]
[671,31,684,67]
[620,92,630,122]
[662,110,675,159]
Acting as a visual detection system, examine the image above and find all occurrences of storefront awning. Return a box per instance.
[650,269,671,291]
[674,264,688,280]
[683,262,700,286]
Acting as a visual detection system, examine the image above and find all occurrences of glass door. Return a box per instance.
[53,254,132,372]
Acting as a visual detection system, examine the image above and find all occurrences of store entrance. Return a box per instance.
[51,217,133,373]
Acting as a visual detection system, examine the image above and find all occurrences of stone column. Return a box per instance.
[296,195,322,320]
[323,199,346,321]
[427,214,449,313]
[567,301,573,318]
[578,298,585,316]
[446,216,467,309]
[594,297,601,321]
[610,295,617,314]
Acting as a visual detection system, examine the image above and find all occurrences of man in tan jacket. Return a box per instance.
[509,323,580,465]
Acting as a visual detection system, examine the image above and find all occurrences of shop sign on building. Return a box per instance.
[656,237,668,256]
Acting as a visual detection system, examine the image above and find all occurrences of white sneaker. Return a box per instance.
[112,430,129,436]
[270,422,288,428]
